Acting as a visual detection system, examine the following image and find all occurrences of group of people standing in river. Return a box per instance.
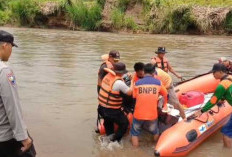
[96,47,232,148]
[0,29,231,157]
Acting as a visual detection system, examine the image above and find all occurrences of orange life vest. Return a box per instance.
[132,73,140,84]
[98,69,123,109]
[133,76,162,120]
[151,57,169,73]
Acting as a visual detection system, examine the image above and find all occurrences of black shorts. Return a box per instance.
[0,138,36,157]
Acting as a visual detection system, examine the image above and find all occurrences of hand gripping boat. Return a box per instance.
[154,73,232,157]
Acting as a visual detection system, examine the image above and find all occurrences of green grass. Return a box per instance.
[66,1,102,30]
[10,0,40,26]
[111,9,125,30]
[0,10,11,25]
[148,6,197,34]
[85,3,102,30]
[124,17,138,31]
[224,11,232,33]
[97,0,106,8]
[0,0,9,10]
[118,0,130,12]
[167,7,196,33]
[66,1,88,28]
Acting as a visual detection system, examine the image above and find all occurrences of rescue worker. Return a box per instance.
[218,57,232,73]
[98,62,133,142]
[195,63,232,148]
[132,62,186,119]
[97,50,120,93]
[131,63,168,147]
[151,47,183,80]
[132,62,144,83]
[0,30,36,157]
[156,67,186,120]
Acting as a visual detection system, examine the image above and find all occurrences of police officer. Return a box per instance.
[0,30,36,157]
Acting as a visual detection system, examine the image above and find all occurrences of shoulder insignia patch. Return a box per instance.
[7,72,16,86]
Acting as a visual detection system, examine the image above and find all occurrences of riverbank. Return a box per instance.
[0,0,232,35]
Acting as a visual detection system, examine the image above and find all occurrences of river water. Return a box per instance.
[1,27,231,157]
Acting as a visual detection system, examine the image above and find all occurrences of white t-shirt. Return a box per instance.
[112,80,130,94]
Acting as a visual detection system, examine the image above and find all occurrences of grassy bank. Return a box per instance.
[144,0,232,34]
[0,0,64,26]
[0,0,232,34]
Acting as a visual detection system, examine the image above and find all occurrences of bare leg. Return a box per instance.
[223,135,232,148]
[131,136,139,147]
[178,104,186,120]
[172,102,186,119]
[167,85,186,119]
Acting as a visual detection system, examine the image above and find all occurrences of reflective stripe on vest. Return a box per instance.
[98,73,123,109]
[153,57,168,73]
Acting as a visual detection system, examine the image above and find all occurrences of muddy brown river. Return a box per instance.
[1,27,231,157]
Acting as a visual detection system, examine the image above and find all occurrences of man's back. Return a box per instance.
[156,68,172,89]
[133,76,164,120]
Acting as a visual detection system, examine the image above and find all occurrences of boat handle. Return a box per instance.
[194,113,209,123]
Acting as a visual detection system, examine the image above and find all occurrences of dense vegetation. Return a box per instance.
[0,0,231,34]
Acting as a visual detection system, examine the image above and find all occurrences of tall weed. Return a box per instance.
[66,1,102,30]
[111,9,124,29]
[0,10,11,25]
[224,11,232,33]
[97,0,106,8]
[168,7,196,33]
[85,3,102,30]
[10,0,39,26]
[0,0,10,10]
[124,17,138,30]
[66,1,87,27]
[118,0,130,12]
[151,6,196,33]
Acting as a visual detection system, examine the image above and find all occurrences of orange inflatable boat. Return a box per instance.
[175,72,220,98]
[154,73,232,157]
